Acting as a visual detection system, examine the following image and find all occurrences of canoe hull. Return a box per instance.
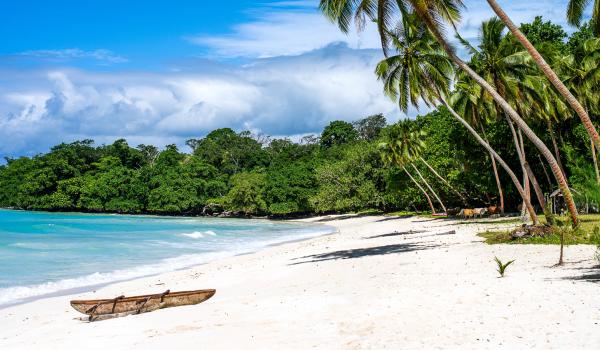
[70,289,215,320]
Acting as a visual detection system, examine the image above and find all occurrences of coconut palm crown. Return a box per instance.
[567,0,600,36]
[375,13,453,112]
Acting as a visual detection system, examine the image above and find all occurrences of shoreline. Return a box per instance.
[0,224,338,310]
[0,218,337,309]
[1,215,599,349]
[0,206,318,220]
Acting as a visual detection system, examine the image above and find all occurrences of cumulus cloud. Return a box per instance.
[0,44,404,158]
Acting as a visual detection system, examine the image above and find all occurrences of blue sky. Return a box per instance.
[0,0,584,158]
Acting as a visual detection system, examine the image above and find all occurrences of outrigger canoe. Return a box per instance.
[70,289,216,321]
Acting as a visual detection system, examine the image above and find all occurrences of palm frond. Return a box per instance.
[567,0,591,26]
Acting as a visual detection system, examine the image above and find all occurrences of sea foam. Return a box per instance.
[181,231,204,239]
[181,230,218,239]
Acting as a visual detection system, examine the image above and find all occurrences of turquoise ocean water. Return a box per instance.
[0,209,333,306]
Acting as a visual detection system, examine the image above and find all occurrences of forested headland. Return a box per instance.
[0,17,598,219]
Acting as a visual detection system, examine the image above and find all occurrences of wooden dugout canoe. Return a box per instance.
[70,289,216,321]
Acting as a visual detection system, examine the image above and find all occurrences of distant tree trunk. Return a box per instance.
[403,166,436,214]
[419,157,467,205]
[411,163,447,213]
[480,124,504,213]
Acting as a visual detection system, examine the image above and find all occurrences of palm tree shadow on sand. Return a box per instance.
[558,266,600,283]
[289,242,448,265]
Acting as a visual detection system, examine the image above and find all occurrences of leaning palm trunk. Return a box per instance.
[490,151,505,213]
[523,160,554,224]
[487,0,600,155]
[434,94,539,224]
[480,125,504,213]
[419,157,467,205]
[505,117,531,219]
[509,118,553,222]
[414,9,578,227]
[547,120,567,176]
[518,126,553,223]
[403,166,436,214]
[592,140,600,185]
[518,128,531,219]
[411,163,447,213]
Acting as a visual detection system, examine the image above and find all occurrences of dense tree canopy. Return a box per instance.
[320,120,359,148]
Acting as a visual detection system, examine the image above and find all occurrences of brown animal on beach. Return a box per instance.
[488,206,502,217]
[459,209,475,219]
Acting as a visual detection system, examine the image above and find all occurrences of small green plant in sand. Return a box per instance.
[494,257,514,277]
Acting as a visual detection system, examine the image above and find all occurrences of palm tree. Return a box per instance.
[379,136,436,214]
[520,74,571,174]
[459,20,528,160]
[451,75,504,213]
[457,18,538,216]
[558,38,600,111]
[374,14,538,223]
[410,162,447,213]
[392,120,448,212]
[462,20,559,221]
[319,0,578,227]
[566,0,600,36]
[382,120,447,213]
[418,155,468,205]
[486,0,600,169]
[556,39,600,182]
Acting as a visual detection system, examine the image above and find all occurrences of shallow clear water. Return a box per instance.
[0,209,333,306]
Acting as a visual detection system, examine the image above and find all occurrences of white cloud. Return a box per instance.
[458,0,574,43]
[0,44,403,158]
[187,10,382,58]
[17,48,128,63]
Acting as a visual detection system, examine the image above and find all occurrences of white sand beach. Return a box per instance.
[1,215,599,349]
